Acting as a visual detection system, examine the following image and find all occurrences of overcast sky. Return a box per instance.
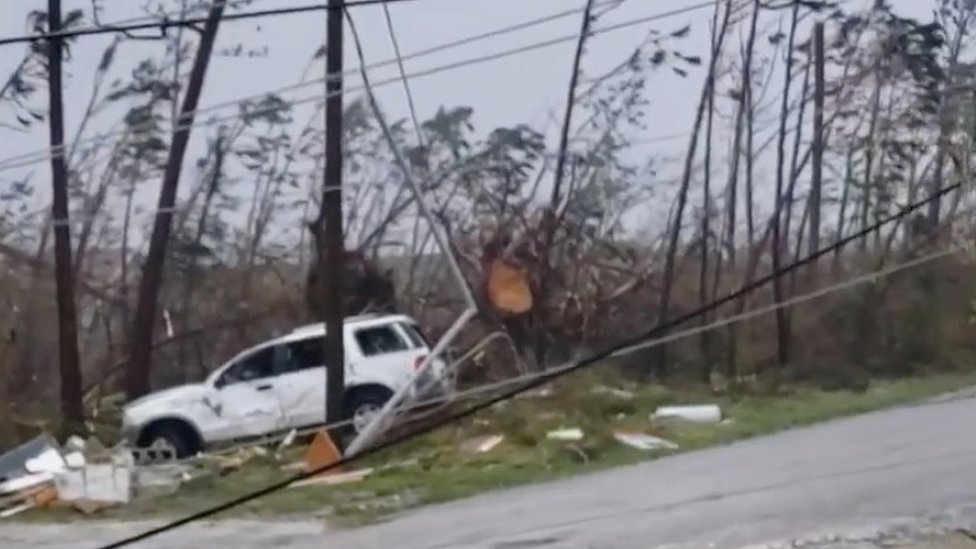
[0,0,937,250]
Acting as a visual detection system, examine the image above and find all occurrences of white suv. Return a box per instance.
[120,313,451,458]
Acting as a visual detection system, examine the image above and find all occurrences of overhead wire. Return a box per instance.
[0,0,445,46]
[97,182,963,548]
[0,0,718,174]
[87,0,242,30]
[381,0,426,149]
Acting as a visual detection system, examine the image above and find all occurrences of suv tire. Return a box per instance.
[343,386,393,436]
[141,422,198,459]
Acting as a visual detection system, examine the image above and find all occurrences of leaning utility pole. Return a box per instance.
[321,0,345,444]
[809,21,825,265]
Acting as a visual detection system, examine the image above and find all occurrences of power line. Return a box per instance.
[381,1,425,150]
[0,0,436,47]
[97,183,962,548]
[0,1,717,173]
[88,0,244,31]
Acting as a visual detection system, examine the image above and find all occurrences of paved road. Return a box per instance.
[7,394,976,549]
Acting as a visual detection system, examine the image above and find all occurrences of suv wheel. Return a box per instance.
[344,386,393,435]
[141,422,199,459]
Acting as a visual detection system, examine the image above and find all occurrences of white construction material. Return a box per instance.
[651,404,722,424]
[546,428,584,441]
[24,448,66,475]
[459,435,504,454]
[613,432,679,451]
[0,473,53,495]
[54,451,133,504]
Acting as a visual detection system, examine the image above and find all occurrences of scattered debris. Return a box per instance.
[487,258,533,315]
[54,449,133,507]
[133,463,195,498]
[546,428,584,441]
[613,432,679,452]
[0,501,33,518]
[459,434,504,454]
[0,434,66,517]
[277,429,298,453]
[0,434,62,483]
[0,483,57,517]
[193,447,265,475]
[303,430,343,475]
[651,404,723,424]
[291,468,373,488]
[24,446,66,475]
[64,436,87,454]
[0,473,54,495]
[64,452,86,469]
[592,386,635,400]
[565,444,589,464]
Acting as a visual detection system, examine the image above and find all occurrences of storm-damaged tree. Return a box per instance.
[652,0,734,380]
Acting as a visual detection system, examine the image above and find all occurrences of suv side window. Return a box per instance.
[282,338,325,373]
[355,325,410,357]
[218,346,277,387]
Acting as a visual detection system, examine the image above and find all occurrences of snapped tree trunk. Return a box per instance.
[125,3,226,399]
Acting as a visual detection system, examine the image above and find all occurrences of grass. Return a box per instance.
[16,368,976,526]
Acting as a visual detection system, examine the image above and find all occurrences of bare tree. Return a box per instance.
[653,0,733,379]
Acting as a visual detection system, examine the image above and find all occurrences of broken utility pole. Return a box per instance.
[321,0,346,446]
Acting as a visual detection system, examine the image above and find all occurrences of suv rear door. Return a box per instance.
[276,338,328,428]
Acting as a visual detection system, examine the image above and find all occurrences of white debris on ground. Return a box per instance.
[546,428,585,441]
[592,386,636,400]
[0,432,266,518]
[651,404,723,424]
[613,432,679,451]
[0,396,729,520]
[459,434,504,454]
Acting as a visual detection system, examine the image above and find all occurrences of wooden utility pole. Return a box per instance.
[321,0,345,442]
[809,21,825,263]
[47,0,85,436]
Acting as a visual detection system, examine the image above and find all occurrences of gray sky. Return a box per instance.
[0,0,937,250]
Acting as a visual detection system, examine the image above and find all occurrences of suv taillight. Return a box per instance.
[414,355,428,370]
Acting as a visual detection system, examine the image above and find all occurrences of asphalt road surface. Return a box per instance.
[7,393,976,549]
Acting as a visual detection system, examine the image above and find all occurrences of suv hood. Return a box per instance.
[125,383,208,411]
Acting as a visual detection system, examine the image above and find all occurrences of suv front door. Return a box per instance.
[210,344,288,441]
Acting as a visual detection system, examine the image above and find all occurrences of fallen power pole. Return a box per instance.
[322,0,346,446]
